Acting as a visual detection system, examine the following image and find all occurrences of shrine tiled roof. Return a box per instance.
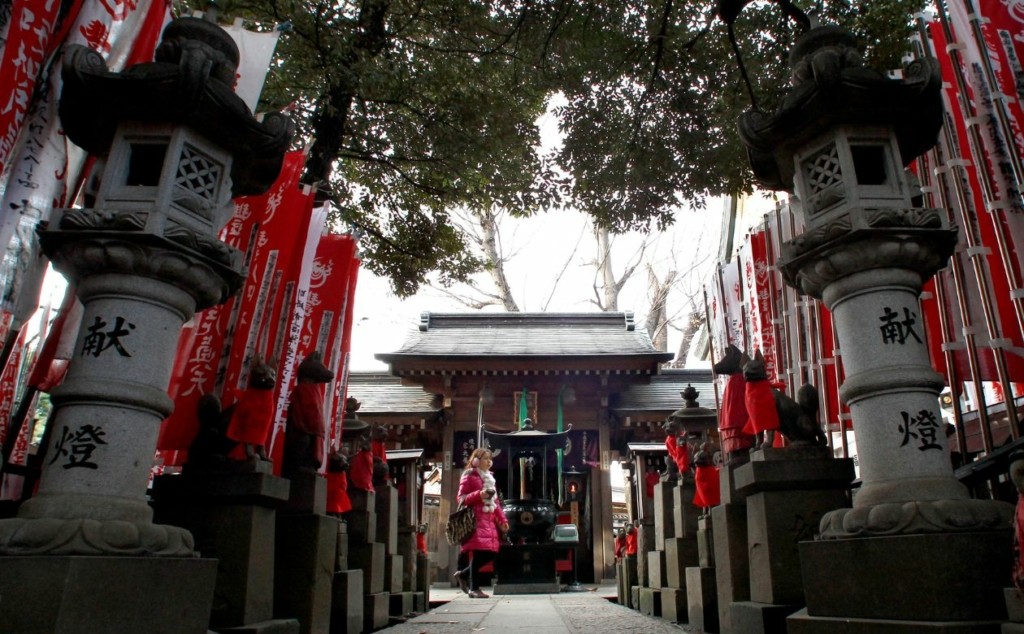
[611,369,716,414]
[376,312,674,360]
[346,373,437,414]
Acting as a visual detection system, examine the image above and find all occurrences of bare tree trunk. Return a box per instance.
[591,224,647,312]
[674,307,703,367]
[477,207,519,312]
[644,263,676,352]
[595,226,617,311]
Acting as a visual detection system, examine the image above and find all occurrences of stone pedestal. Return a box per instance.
[661,587,688,623]
[385,553,405,594]
[713,459,751,634]
[415,552,431,598]
[637,521,655,587]
[350,542,386,594]
[673,477,699,538]
[712,502,749,634]
[687,565,719,633]
[789,530,1010,632]
[664,536,699,590]
[625,556,639,608]
[731,601,800,634]
[654,481,676,550]
[639,586,662,617]
[344,488,377,544]
[364,592,390,631]
[330,569,364,634]
[647,549,667,588]
[398,529,416,590]
[375,484,398,554]
[284,472,326,515]
[152,471,290,628]
[335,519,349,571]
[736,447,854,606]
[274,513,338,634]
[0,556,217,634]
[697,515,714,568]
[389,591,415,618]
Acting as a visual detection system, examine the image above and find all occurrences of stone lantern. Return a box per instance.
[0,17,292,632]
[738,25,1012,630]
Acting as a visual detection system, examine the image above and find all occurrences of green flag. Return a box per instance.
[519,388,528,429]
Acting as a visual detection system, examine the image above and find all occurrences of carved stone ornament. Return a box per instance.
[59,17,293,196]
[738,25,943,192]
[819,498,1013,539]
[776,208,959,298]
[0,517,195,557]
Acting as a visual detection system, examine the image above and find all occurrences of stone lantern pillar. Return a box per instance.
[0,17,292,633]
[738,25,1012,630]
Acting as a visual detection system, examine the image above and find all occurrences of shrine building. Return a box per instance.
[349,311,715,584]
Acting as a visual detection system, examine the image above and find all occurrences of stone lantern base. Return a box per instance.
[0,556,217,633]
[788,529,1011,632]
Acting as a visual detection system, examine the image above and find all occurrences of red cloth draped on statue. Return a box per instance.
[693,465,721,508]
[719,373,755,453]
[666,435,690,473]
[743,379,780,434]
[625,530,637,556]
[226,388,276,459]
[348,448,374,492]
[326,470,352,514]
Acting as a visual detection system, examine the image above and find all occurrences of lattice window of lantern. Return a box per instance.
[806,144,842,194]
[175,144,219,201]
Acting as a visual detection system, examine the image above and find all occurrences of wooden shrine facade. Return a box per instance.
[351,311,717,583]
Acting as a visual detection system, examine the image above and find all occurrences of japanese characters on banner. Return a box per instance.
[924,11,1024,384]
[157,151,319,463]
[740,230,780,382]
[296,234,360,462]
[0,329,29,501]
[0,0,170,288]
[263,202,328,472]
[704,203,846,436]
[0,0,65,176]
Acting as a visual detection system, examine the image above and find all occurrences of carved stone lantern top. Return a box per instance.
[738,25,943,195]
[58,16,293,198]
[666,383,717,433]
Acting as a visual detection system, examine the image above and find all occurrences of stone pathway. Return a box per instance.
[375,591,699,633]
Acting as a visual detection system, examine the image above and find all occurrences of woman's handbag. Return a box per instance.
[445,503,476,545]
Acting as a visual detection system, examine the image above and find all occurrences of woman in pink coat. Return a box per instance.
[452,448,509,598]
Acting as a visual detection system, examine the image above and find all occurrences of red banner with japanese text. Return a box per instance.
[741,233,778,381]
[157,151,313,460]
[263,202,327,472]
[927,17,1024,383]
[293,234,359,458]
[0,329,29,500]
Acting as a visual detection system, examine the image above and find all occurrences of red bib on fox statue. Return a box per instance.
[692,443,721,509]
[712,345,756,457]
[741,350,782,435]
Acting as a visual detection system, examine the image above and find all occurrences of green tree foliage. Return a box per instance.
[184,0,924,295]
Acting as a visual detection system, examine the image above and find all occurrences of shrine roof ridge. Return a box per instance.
[416,311,639,330]
[377,310,674,360]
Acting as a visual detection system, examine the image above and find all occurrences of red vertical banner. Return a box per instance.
[333,258,361,441]
[293,233,358,458]
[928,17,1024,383]
[263,201,327,472]
[0,0,64,174]
[0,329,29,500]
[157,151,311,460]
[747,230,781,382]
